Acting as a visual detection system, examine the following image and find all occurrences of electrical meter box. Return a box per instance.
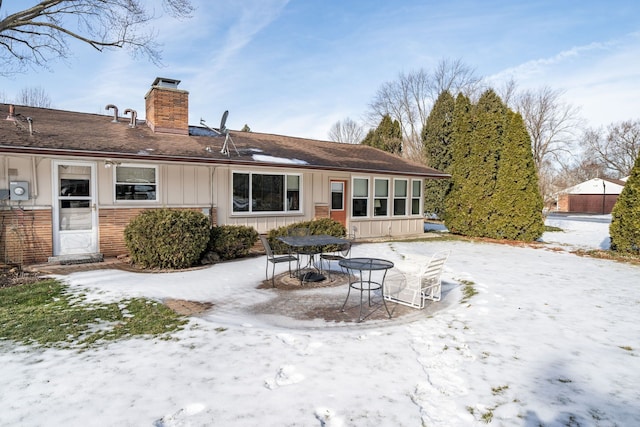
[10,181,29,201]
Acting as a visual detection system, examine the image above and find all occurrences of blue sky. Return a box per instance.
[2,0,639,140]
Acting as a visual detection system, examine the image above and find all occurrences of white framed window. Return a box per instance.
[411,179,422,215]
[232,171,301,213]
[352,177,369,217]
[374,178,389,216]
[114,164,158,201]
[393,179,408,216]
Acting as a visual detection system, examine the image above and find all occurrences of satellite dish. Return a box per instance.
[219,110,229,134]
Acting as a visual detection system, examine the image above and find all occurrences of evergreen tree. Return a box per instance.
[610,154,640,254]
[470,89,506,237]
[422,91,455,218]
[444,90,544,241]
[489,110,545,240]
[443,94,474,233]
[361,114,403,154]
[447,90,506,237]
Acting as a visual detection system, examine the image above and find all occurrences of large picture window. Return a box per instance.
[352,177,369,217]
[233,172,301,213]
[393,179,408,216]
[115,165,157,201]
[411,179,422,215]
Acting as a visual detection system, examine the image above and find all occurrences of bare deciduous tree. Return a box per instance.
[513,86,582,171]
[581,120,640,178]
[16,85,52,107]
[367,58,481,161]
[328,117,364,144]
[0,0,194,76]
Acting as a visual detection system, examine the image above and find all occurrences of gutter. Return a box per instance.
[0,145,451,179]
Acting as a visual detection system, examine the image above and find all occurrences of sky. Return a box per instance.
[1,0,640,140]
[1,215,639,426]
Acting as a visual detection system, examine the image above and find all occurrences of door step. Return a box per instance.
[48,253,104,265]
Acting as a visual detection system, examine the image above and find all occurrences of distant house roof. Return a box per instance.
[559,177,626,195]
[0,103,448,179]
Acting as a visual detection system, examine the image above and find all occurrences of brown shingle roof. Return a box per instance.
[0,103,448,178]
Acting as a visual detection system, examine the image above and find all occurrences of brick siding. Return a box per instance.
[1,208,53,265]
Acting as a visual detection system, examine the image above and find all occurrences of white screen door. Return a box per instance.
[52,161,98,256]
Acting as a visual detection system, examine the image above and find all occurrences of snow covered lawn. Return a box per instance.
[1,215,638,426]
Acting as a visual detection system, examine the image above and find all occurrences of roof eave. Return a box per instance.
[0,145,450,179]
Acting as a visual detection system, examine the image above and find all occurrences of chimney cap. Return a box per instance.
[152,77,181,88]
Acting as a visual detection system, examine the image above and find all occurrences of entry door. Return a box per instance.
[52,161,98,256]
[329,180,347,228]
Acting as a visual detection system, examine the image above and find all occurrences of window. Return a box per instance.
[411,179,422,215]
[374,178,389,216]
[331,182,344,210]
[393,179,408,216]
[232,172,301,213]
[115,165,157,201]
[352,177,369,217]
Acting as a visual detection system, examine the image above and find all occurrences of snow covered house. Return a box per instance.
[0,78,447,265]
[555,177,626,214]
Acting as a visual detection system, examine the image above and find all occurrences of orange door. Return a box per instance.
[329,180,347,228]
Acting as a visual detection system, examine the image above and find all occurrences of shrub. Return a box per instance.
[124,209,210,269]
[266,218,346,254]
[208,225,259,260]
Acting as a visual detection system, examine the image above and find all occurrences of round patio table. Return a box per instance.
[339,257,394,322]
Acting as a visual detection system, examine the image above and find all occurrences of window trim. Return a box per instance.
[373,178,389,217]
[393,178,408,216]
[231,170,303,215]
[113,163,158,203]
[351,176,370,218]
[411,179,423,216]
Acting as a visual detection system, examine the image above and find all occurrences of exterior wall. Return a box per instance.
[1,208,52,265]
[559,194,619,214]
[1,152,427,264]
[1,154,215,264]
[216,166,426,239]
[98,206,214,257]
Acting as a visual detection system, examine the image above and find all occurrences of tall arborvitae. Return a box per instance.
[610,154,640,254]
[443,93,474,233]
[445,90,543,241]
[489,110,545,240]
[422,91,455,218]
[450,89,506,237]
[361,114,403,154]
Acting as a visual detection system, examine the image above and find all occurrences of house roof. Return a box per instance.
[0,103,448,178]
[559,177,626,195]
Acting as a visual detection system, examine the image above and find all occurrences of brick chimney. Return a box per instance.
[144,77,189,135]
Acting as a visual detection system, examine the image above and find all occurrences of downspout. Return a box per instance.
[3,157,8,192]
[210,166,217,225]
[31,157,39,199]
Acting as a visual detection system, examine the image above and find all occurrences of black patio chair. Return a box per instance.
[259,235,298,287]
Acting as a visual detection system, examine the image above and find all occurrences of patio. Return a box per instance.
[26,256,456,325]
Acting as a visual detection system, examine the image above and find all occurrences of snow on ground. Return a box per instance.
[1,215,639,426]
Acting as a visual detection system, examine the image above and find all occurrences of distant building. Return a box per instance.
[556,177,627,214]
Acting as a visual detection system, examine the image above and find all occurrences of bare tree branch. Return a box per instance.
[328,117,364,144]
[16,85,52,107]
[367,58,481,161]
[0,0,194,76]
[581,120,640,178]
[514,86,582,171]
